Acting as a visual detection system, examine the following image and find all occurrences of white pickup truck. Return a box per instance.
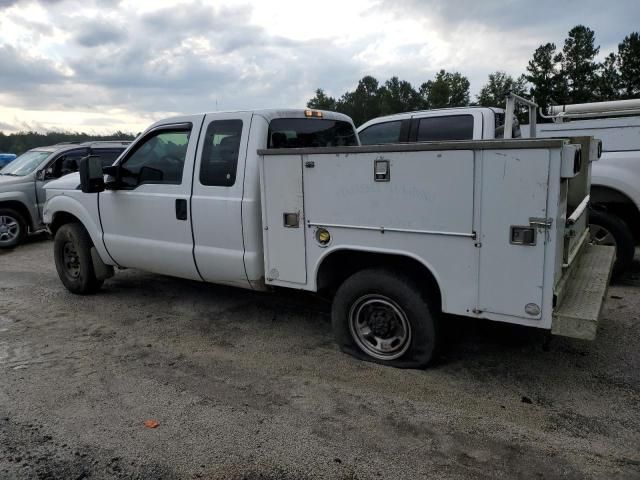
[526,100,640,276]
[43,108,614,368]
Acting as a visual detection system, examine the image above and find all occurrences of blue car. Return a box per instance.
[0,153,17,167]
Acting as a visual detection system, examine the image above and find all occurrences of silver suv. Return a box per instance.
[0,141,129,248]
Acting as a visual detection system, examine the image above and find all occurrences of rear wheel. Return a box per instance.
[54,223,103,294]
[332,268,439,368]
[589,209,635,277]
[0,208,27,249]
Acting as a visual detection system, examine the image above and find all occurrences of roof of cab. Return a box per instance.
[28,141,130,154]
[357,106,504,130]
[152,109,354,130]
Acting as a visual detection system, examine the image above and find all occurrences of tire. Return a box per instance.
[0,208,27,249]
[331,268,439,369]
[54,223,103,294]
[589,209,635,277]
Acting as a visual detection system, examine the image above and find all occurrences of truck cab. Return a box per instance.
[357,106,513,145]
[44,110,358,289]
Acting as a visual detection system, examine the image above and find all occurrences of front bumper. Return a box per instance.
[551,243,615,340]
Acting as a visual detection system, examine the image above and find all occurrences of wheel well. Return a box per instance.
[316,250,442,309]
[49,212,81,236]
[0,200,33,230]
[590,185,640,242]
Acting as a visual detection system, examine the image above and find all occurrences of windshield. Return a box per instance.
[268,118,358,148]
[0,150,51,176]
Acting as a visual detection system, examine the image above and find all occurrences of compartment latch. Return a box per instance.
[529,217,553,229]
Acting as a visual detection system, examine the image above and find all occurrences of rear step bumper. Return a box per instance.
[551,244,615,340]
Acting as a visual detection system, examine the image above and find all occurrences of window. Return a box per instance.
[199,120,243,187]
[1,150,50,176]
[359,121,402,145]
[119,128,191,188]
[268,119,357,148]
[49,149,88,178]
[93,149,125,168]
[416,115,474,142]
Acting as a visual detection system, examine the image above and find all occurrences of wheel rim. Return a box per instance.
[589,224,617,247]
[0,215,20,244]
[348,294,412,361]
[62,241,81,278]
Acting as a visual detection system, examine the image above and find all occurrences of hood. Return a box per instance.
[0,174,32,190]
[44,172,81,191]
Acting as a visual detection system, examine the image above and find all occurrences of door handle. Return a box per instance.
[175,199,188,221]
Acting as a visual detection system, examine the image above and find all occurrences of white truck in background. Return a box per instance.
[523,99,640,275]
[43,107,613,369]
[358,97,640,276]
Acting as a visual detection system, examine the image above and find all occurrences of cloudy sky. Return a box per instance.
[0,0,637,133]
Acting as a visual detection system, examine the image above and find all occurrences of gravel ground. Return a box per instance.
[0,237,639,480]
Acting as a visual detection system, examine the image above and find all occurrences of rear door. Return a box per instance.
[191,112,253,287]
[99,120,202,280]
[477,148,550,319]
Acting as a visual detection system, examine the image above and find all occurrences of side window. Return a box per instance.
[50,149,88,178]
[359,121,402,145]
[416,115,474,142]
[199,119,243,187]
[119,128,191,188]
[94,149,124,168]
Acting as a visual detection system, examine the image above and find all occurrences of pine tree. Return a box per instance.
[562,25,600,104]
[618,32,640,99]
[476,71,527,107]
[596,52,621,101]
[419,70,470,109]
[378,77,422,116]
[306,89,337,111]
[525,43,558,112]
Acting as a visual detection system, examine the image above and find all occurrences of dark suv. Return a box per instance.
[0,141,129,248]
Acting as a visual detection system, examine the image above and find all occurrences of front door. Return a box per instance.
[99,119,203,280]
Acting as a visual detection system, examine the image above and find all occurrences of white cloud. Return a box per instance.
[0,0,635,133]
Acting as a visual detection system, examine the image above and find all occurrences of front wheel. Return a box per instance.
[589,209,635,278]
[54,223,103,294]
[331,269,439,369]
[0,208,27,249]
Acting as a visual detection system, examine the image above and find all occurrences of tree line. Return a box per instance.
[308,26,640,126]
[0,131,135,155]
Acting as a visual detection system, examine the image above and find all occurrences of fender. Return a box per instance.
[312,244,447,312]
[0,191,38,229]
[592,153,640,210]
[44,193,116,266]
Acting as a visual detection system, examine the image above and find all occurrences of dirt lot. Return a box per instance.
[0,237,639,480]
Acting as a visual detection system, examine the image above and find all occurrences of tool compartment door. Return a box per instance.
[259,154,307,285]
[478,148,550,319]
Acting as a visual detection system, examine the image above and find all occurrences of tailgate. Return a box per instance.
[551,243,615,340]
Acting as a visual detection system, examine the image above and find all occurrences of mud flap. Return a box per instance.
[91,247,114,281]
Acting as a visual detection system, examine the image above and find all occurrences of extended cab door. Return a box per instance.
[190,112,253,287]
[98,119,203,280]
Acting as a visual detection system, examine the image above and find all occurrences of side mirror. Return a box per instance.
[36,169,46,181]
[79,156,105,193]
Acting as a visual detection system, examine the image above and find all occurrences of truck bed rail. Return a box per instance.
[258,138,567,156]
